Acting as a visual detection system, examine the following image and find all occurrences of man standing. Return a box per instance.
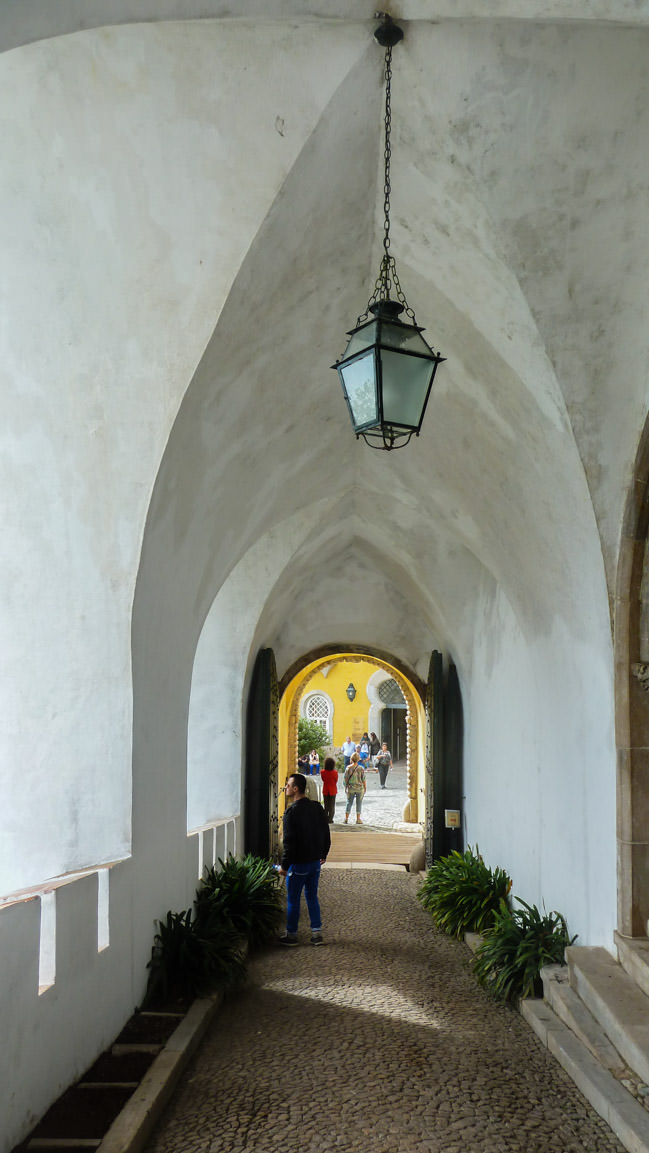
[341,735,355,769]
[278,773,331,947]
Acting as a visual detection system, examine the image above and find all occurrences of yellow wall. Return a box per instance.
[302,659,384,747]
[278,653,427,826]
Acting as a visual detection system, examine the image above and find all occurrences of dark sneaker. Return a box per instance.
[311,933,324,946]
[278,933,298,947]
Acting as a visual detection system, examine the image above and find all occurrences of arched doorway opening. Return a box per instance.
[278,647,426,835]
[375,675,408,761]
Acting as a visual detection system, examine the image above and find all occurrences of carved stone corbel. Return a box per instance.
[631,663,649,691]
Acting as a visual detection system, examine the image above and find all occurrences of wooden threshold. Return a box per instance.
[325,826,421,867]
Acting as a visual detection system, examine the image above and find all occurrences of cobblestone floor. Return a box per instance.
[307,759,410,829]
[144,870,625,1153]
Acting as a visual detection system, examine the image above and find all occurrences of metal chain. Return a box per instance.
[357,42,416,327]
[382,43,393,286]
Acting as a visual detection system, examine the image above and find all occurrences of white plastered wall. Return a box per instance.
[187,504,337,830]
[0,16,370,898]
[0,9,640,1150]
[0,19,372,1149]
[459,575,616,947]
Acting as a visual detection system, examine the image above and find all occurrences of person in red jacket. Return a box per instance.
[320,755,338,824]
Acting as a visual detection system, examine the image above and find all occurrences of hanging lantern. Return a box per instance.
[332,14,445,451]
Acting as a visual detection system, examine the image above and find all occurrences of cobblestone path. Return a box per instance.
[145,869,625,1153]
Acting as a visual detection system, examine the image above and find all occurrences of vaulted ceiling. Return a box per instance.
[4,2,647,678]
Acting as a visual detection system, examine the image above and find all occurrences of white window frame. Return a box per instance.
[301,691,334,740]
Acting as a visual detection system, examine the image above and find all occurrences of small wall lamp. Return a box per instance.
[346,683,357,702]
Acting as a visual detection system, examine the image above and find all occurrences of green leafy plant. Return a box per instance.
[143,908,246,1007]
[195,853,283,948]
[143,853,281,1008]
[473,898,577,1002]
[297,718,329,759]
[417,846,512,938]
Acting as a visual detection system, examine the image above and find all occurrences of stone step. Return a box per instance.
[27,1142,101,1149]
[111,1043,162,1057]
[541,963,626,1075]
[617,934,649,1002]
[566,946,649,1087]
[522,997,649,1153]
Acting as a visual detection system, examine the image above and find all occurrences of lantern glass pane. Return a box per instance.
[340,352,378,428]
[380,349,434,429]
[379,322,432,355]
[343,322,378,359]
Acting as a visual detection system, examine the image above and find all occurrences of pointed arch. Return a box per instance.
[280,646,424,825]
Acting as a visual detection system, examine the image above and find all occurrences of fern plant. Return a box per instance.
[143,908,246,1007]
[143,854,287,1008]
[417,847,512,938]
[196,853,283,948]
[473,897,577,1001]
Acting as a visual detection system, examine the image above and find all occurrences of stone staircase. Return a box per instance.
[522,935,649,1153]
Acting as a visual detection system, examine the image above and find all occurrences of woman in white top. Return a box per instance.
[376,742,392,789]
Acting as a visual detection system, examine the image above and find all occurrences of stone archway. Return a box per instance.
[282,648,424,824]
[616,418,649,937]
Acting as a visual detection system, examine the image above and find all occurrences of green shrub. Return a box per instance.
[473,898,577,1002]
[196,853,283,948]
[143,853,282,1008]
[417,847,512,938]
[297,718,329,759]
[143,908,246,1007]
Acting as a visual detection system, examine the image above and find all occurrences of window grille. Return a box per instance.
[378,678,406,707]
[305,694,331,734]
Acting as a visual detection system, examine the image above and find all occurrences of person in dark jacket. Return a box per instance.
[278,773,330,946]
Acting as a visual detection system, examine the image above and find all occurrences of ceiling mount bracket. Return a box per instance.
[373,12,404,48]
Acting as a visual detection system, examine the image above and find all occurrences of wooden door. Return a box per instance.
[425,651,444,867]
[425,654,464,865]
[244,647,279,858]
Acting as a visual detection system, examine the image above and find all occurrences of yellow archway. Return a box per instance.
[278,649,426,828]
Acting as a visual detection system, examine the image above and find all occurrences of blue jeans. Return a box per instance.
[345,791,363,816]
[286,860,322,934]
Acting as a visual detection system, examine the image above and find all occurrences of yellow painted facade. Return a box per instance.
[278,652,426,826]
[302,658,384,746]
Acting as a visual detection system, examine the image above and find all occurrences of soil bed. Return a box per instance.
[31,1085,135,1138]
[83,1049,156,1083]
[12,1003,192,1151]
[114,1011,184,1046]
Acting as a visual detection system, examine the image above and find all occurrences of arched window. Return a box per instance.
[378,677,406,707]
[302,692,333,738]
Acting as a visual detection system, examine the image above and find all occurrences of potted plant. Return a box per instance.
[417,847,512,938]
[473,898,577,1001]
